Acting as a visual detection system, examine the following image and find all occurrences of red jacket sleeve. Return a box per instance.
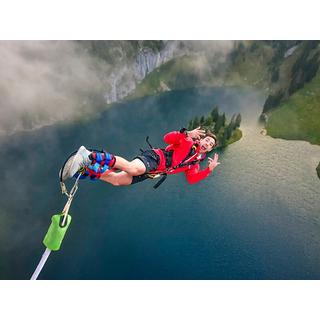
[184,163,211,184]
[163,131,188,145]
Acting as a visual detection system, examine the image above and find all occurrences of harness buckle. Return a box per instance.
[146,173,161,179]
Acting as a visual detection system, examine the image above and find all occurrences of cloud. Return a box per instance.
[182,40,235,77]
[0,41,112,135]
[0,41,235,136]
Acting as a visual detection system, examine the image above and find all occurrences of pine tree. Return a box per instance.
[235,114,242,128]
[211,107,219,123]
[214,114,224,133]
[188,109,242,149]
[229,114,237,131]
[193,116,199,128]
[226,122,233,140]
[221,113,226,127]
[204,115,213,126]
[221,128,229,146]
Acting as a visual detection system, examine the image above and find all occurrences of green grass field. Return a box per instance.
[266,69,320,145]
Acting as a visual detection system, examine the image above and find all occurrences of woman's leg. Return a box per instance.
[113,156,146,176]
[89,150,148,176]
[100,171,133,186]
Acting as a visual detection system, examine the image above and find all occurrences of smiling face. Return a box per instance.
[199,135,216,153]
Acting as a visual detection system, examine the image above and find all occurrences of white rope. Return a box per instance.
[30,175,81,280]
[30,248,51,280]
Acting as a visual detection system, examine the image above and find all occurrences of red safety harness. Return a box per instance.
[148,143,206,188]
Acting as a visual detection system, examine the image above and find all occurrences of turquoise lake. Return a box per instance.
[1,87,320,279]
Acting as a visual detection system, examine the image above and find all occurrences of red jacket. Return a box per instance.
[152,131,211,184]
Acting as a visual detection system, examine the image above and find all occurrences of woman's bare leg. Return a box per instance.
[113,156,146,176]
[100,170,133,186]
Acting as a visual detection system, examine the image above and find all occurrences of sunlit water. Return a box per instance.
[0,87,319,279]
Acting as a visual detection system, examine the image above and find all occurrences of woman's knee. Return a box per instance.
[127,162,146,176]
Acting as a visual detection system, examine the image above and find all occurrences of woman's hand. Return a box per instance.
[208,153,220,171]
[187,127,206,140]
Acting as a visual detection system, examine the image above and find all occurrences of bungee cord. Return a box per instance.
[30,174,81,280]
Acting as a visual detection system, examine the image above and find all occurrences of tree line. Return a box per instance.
[187,106,242,148]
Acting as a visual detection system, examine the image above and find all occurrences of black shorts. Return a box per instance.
[131,149,160,185]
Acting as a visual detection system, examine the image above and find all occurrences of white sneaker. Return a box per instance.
[60,146,91,181]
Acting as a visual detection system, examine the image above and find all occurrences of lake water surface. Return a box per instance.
[1,87,319,279]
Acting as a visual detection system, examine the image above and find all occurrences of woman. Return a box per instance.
[61,127,220,187]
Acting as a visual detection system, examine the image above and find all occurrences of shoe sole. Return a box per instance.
[60,146,89,181]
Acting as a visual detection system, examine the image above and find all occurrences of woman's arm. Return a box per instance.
[163,127,205,145]
[184,164,211,184]
[184,154,219,184]
[163,129,189,145]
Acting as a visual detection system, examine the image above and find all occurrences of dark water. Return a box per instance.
[1,87,320,280]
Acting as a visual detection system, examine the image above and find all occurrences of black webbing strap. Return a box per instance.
[153,174,167,189]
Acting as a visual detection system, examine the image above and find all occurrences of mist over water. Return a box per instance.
[0,87,319,280]
[0,41,235,136]
[0,41,107,134]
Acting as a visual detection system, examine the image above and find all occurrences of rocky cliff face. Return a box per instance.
[0,41,185,136]
[103,41,185,103]
[134,41,182,80]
